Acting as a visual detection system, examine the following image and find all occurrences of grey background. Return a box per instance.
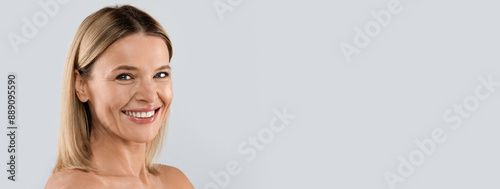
[1,0,499,188]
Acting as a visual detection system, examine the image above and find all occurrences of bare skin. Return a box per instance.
[45,34,194,188]
[45,164,193,189]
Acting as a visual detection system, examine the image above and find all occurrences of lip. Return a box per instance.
[121,106,161,124]
[122,106,160,112]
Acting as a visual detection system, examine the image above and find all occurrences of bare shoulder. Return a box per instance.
[156,164,195,189]
[45,169,105,189]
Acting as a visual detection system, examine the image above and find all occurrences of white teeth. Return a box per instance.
[124,110,155,118]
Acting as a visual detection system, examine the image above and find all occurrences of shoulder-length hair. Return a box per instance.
[54,4,173,175]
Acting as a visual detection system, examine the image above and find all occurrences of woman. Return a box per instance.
[45,5,194,188]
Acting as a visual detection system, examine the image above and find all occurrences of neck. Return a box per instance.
[89,126,149,177]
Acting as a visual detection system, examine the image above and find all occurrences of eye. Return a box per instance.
[154,72,169,78]
[116,73,133,80]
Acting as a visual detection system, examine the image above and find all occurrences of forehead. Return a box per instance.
[94,34,170,71]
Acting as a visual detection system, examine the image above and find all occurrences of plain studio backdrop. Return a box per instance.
[1,0,499,188]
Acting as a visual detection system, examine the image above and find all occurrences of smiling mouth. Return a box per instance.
[121,107,160,118]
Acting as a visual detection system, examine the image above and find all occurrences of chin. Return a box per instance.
[122,125,161,143]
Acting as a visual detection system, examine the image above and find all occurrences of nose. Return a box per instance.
[134,78,156,103]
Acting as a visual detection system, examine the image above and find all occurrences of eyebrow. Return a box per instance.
[156,65,171,71]
[112,65,171,72]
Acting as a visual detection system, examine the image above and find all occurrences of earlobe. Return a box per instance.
[74,69,89,102]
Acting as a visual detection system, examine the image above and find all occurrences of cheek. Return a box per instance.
[158,84,173,113]
[159,85,173,107]
[89,84,132,121]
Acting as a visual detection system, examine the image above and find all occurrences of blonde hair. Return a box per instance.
[54,5,173,175]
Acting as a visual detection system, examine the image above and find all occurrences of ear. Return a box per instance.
[74,69,90,102]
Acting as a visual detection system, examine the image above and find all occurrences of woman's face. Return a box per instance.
[76,33,172,143]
